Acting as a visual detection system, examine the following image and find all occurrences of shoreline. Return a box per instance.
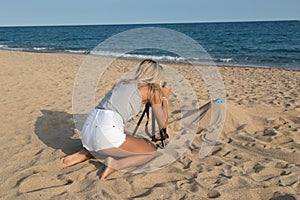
[0,49,299,72]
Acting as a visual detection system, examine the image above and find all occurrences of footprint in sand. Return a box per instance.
[242,161,264,174]
[207,188,221,199]
[278,173,299,187]
[17,171,73,194]
[273,136,294,146]
[270,193,297,200]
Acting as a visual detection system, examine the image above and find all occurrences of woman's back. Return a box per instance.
[96,83,142,123]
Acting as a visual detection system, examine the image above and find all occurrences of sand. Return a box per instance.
[0,50,299,200]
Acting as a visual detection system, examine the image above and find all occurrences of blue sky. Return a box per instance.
[0,0,299,26]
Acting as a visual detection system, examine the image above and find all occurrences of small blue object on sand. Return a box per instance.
[213,98,224,103]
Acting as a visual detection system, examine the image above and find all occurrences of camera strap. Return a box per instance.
[132,102,169,148]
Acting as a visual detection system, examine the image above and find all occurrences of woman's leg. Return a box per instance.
[60,147,92,167]
[99,135,157,179]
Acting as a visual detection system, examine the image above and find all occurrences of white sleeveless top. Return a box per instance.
[96,83,142,123]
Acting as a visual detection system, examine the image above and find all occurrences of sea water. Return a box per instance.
[0,21,299,70]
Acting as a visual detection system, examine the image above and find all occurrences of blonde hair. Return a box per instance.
[137,59,164,103]
[134,59,164,84]
[123,59,164,103]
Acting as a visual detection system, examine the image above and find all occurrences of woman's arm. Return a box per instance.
[150,85,171,129]
[151,103,168,129]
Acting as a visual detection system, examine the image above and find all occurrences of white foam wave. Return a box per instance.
[90,50,187,63]
[214,58,234,62]
[0,44,26,51]
[0,44,9,49]
[0,44,88,54]
[64,49,88,54]
[33,47,49,51]
[26,46,88,54]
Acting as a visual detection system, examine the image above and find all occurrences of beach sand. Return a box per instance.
[0,50,299,200]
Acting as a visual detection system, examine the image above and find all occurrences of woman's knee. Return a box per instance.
[148,150,158,159]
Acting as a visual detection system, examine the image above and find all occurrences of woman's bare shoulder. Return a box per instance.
[137,83,149,103]
[137,82,148,88]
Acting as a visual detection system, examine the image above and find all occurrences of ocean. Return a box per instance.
[0,20,299,70]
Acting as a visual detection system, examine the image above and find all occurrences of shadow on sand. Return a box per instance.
[34,110,82,155]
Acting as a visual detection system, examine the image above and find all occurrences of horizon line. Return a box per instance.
[0,19,298,28]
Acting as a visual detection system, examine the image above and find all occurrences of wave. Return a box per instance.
[0,44,8,48]
[90,51,239,67]
[213,58,234,63]
[0,44,236,66]
[90,50,190,63]
[33,47,50,51]
[0,45,298,70]
[64,49,88,54]
[0,45,234,64]
[33,46,88,54]
[0,44,26,51]
[0,45,89,54]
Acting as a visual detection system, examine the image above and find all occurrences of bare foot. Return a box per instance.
[100,157,117,180]
[60,148,92,167]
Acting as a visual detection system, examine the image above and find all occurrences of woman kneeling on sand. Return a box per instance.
[61,59,171,179]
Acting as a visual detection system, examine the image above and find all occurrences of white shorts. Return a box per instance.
[82,109,126,151]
